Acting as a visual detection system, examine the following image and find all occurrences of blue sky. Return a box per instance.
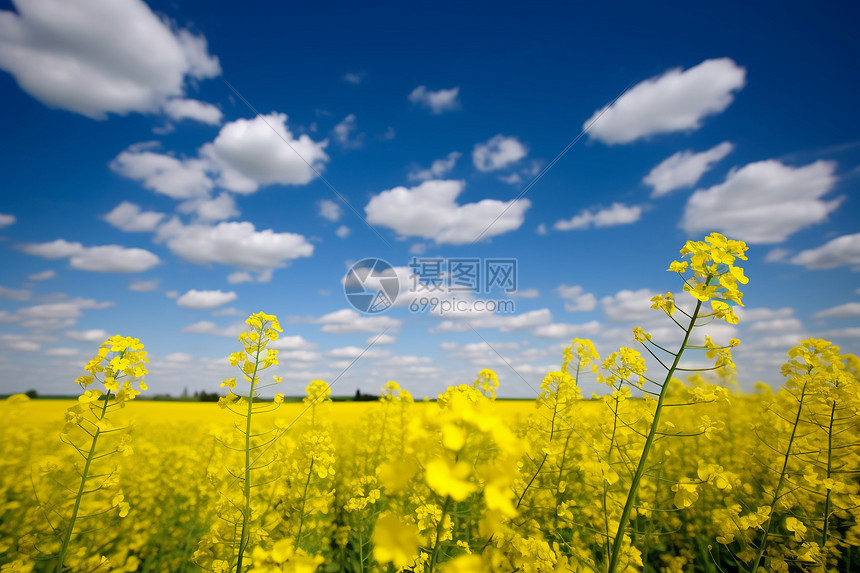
[0,0,858,398]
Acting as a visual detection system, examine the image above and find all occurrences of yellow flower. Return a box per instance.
[372,514,420,569]
[425,458,476,501]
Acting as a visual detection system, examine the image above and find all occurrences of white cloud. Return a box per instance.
[682,160,840,243]
[181,321,245,337]
[8,299,112,330]
[269,335,317,351]
[601,289,659,323]
[44,347,81,357]
[332,114,364,149]
[791,233,860,269]
[163,98,223,125]
[0,0,220,119]
[343,72,363,84]
[104,201,164,232]
[110,148,213,199]
[314,309,402,334]
[0,335,40,352]
[327,346,390,359]
[472,135,527,172]
[408,85,460,114]
[819,327,860,339]
[227,271,254,284]
[813,302,860,319]
[764,248,792,263]
[0,286,30,301]
[66,329,109,342]
[177,193,239,223]
[0,213,15,228]
[585,58,746,144]
[318,199,342,222]
[336,225,351,238]
[176,289,237,310]
[409,152,461,181]
[644,142,734,196]
[364,179,530,245]
[735,307,794,322]
[556,285,597,312]
[369,333,396,345]
[21,239,160,272]
[202,112,329,193]
[509,288,540,299]
[28,270,55,281]
[554,203,642,231]
[748,318,804,332]
[129,279,159,292]
[536,223,548,236]
[156,219,313,271]
[432,309,551,333]
[533,320,602,339]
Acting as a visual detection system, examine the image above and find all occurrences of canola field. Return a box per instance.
[0,234,858,573]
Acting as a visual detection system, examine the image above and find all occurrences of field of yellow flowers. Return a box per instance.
[1,233,858,573]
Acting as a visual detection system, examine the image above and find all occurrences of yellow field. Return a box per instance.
[1,236,857,573]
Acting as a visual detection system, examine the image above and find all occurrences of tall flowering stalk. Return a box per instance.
[30,336,149,572]
[605,233,748,573]
[193,312,285,573]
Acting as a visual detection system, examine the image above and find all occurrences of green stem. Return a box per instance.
[56,390,112,573]
[750,381,808,573]
[427,496,452,573]
[295,459,315,549]
[235,332,265,573]
[821,402,836,551]
[606,297,704,573]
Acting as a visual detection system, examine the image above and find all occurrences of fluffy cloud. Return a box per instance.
[332,114,364,149]
[177,193,239,223]
[314,309,402,334]
[409,152,461,181]
[556,285,597,312]
[104,201,164,232]
[21,239,160,272]
[7,298,112,330]
[29,270,54,280]
[0,213,15,228]
[327,346,390,359]
[791,233,860,269]
[0,0,220,119]
[0,286,29,301]
[181,321,246,337]
[408,86,460,114]
[601,289,659,323]
[343,72,363,84]
[318,199,342,222]
[110,147,213,199]
[163,98,223,125]
[66,329,110,342]
[365,179,530,245]
[682,160,840,243]
[644,142,734,196]
[336,225,351,238]
[129,279,159,292]
[432,309,552,333]
[533,320,602,339]
[586,58,745,144]
[472,135,527,172]
[156,219,313,271]
[813,302,860,319]
[176,289,237,310]
[554,203,642,231]
[202,112,329,193]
